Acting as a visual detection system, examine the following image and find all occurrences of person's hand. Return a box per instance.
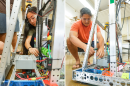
[96,47,104,58]
[83,45,95,55]
[29,48,39,56]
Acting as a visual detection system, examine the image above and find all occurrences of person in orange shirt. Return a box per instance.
[67,7,104,69]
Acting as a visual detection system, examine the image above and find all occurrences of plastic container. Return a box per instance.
[76,68,102,74]
[1,80,44,86]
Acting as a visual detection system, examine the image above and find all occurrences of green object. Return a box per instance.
[121,73,129,79]
[40,47,51,57]
[107,47,110,55]
[48,44,52,59]
[94,48,98,50]
[110,0,114,4]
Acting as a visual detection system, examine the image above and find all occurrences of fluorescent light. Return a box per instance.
[79,0,95,14]
[125,0,130,4]
[65,11,73,18]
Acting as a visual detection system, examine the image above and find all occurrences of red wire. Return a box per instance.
[61,56,65,68]
[47,26,50,29]
[15,73,45,80]
[36,58,47,62]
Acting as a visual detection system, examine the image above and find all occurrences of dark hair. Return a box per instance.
[22,6,37,55]
[80,7,92,17]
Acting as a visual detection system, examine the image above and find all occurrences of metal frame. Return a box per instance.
[109,0,117,76]
[0,0,22,84]
[82,0,101,71]
[72,67,130,86]
[50,0,65,84]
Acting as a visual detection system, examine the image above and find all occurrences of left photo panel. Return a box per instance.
[0,0,65,86]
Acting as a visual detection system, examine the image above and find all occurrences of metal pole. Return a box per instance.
[6,0,11,66]
[109,0,117,76]
[6,0,10,31]
[0,0,22,84]
[93,0,97,65]
[82,0,101,71]
[14,21,25,53]
[50,0,65,84]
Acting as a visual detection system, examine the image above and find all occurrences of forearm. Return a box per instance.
[70,36,86,49]
[25,41,32,50]
[0,41,4,54]
[98,37,104,48]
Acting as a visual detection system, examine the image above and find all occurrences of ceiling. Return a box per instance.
[66,0,109,13]
[32,0,130,23]
[32,0,109,12]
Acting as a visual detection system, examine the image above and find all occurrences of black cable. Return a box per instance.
[37,0,41,60]
[41,41,48,47]
[38,0,51,14]
[116,32,122,63]
[116,0,121,22]
[50,0,56,34]
[106,27,109,42]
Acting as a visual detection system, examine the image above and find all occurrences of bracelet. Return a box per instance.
[28,47,32,51]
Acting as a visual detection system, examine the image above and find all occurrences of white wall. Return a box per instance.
[122,17,130,42]
[65,3,80,45]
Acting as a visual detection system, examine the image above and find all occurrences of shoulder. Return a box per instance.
[72,20,81,27]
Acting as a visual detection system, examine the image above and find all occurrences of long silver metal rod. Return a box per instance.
[96,20,104,29]
[0,0,22,84]
[36,0,41,48]
[6,0,11,69]
[14,21,25,53]
[93,0,98,65]
[109,0,117,76]
[82,0,101,71]
[6,0,10,31]
[94,25,97,64]
[50,0,65,84]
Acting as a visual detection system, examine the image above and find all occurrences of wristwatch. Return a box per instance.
[28,47,32,51]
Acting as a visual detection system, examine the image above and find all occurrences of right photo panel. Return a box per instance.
[65,0,130,86]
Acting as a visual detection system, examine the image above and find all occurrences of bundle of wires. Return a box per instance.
[36,58,47,62]
[116,0,126,31]
[15,73,46,80]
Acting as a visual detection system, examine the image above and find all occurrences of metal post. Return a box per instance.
[6,0,11,66]
[14,21,25,53]
[82,0,101,71]
[36,0,41,48]
[6,0,10,31]
[109,0,117,76]
[50,0,65,84]
[127,17,129,39]
[93,0,97,65]
[0,0,22,84]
